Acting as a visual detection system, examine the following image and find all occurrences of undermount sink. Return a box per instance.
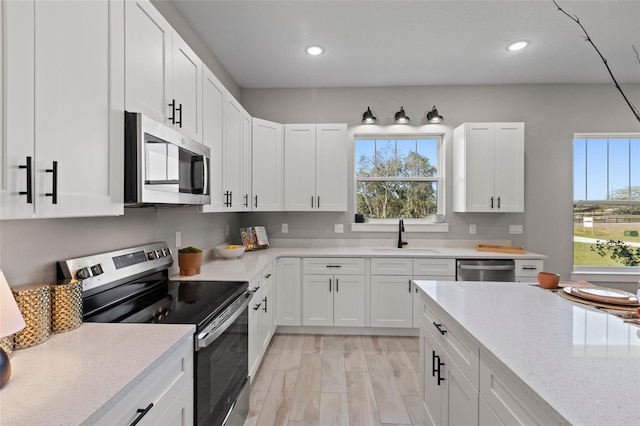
[371,247,439,254]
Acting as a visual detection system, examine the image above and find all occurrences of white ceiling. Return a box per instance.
[172,0,640,89]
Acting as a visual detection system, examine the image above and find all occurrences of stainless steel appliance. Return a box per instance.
[456,259,515,281]
[125,112,211,206]
[57,242,249,426]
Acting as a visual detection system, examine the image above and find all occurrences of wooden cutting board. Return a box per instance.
[476,244,525,254]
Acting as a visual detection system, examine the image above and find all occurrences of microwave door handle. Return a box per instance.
[191,155,205,194]
[202,155,209,196]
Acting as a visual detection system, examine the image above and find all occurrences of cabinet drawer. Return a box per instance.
[371,257,412,275]
[514,260,544,277]
[303,257,365,275]
[480,349,563,425]
[94,336,194,426]
[413,258,456,276]
[420,296,479,389]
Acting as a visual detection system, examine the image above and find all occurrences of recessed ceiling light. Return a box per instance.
[306,45,324,56]
[507,40,530,52]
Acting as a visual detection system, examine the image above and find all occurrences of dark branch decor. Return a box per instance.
[553,0,640,123]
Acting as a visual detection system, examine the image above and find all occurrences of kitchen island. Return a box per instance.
[414,280,640,426]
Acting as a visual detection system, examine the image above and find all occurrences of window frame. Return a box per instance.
[352,130,448,232]
[571,132,640,284]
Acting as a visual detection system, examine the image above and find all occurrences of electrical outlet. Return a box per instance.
[282,223,288,233]
[175,231,182,248]
[469,224,476,235]
[334,224,344,233]
[509,224,523,234]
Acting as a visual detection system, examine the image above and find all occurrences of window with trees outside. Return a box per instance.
[573,134,640,270]
[355,136,442,222]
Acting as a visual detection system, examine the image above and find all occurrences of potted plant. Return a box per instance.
[178,246,203,276]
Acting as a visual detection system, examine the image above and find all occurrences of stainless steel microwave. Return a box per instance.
[124,112,210,205]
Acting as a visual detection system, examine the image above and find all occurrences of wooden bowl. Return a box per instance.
[537,272,560,289]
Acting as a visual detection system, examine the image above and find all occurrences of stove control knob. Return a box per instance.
[147,251,157,260]
[91,264,104,276]
[75,267,91,280]
[162,248,170,257]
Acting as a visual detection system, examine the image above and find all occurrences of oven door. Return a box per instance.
[195,294,250,426]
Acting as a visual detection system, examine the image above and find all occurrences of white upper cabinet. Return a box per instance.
[240,109,253,212]
[1,0,124,219]
[222,94,243,211]
[283,124,348,211]
[252,118,283,211]
[200,66,226,213]
[125,0,202,142]
[453,122,524,213]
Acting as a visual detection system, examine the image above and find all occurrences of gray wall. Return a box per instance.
[240,84,640,280]
[0,208,238,285]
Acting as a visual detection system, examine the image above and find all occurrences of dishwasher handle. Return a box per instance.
[458,264,515,271]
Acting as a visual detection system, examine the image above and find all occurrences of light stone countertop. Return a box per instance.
[0,322,195,426]
[414,280,640,426]
[171,243,546,282]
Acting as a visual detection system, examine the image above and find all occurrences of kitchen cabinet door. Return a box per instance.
[259,276,273,353]
[248,277,262,379]
[1,0,124,219]
[421,328,444,426]
[171,33,202,142]
[124,0,172,125]
[252,118,283,211]
[240,108,253,211]
[302,274,334,326]
[223,94,243,210]
[283,124,316,210]
[276,258,301,326]
[333,274,365,327]
[370,276,413,328]
[315,124,348,211]
[453,122,524,213]
[200,66,226,213]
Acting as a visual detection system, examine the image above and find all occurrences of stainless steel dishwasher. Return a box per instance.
[456,259,515,281]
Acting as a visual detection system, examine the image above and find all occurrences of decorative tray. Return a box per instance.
[563,286,639,306]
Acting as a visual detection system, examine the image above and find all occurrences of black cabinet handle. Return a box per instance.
[432,322,447,335]
[18,156,33,204]
[431,350,438,377]
[329,278,332,292]
[130,403,153,426]
[263,297,267,313]
[254,195,258,208]
[176,103,182,127]
[326,265,342,269]
[336,278,339,292]
[317,196,320,208]
[408,280,412,293]
[253,303,262,311]
[497,196,501,209]
[490,196,494,208]
[436,357,445,385]
[264,273,271,279]
[45,161,58,204]
[168,99,176,124]
[311,196,314,208]
[244,194,249,208]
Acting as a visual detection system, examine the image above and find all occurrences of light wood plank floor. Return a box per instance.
[244,334,429,426]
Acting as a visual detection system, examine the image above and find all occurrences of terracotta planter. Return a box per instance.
[178,252,203,276]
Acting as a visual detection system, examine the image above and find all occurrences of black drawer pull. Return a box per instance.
[432,322,447,335]
[263,297,267,313]
[326,265,342,268]
[253,303,262,311]
[130,403,153,426]
[18,156,33,204]
[436,357,445,385]
[168,99,176,124]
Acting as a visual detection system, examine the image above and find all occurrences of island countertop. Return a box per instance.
[414,280,640,426]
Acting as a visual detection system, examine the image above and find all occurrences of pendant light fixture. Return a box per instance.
[426,106,444,123]
[362,107,377,124]
[394,107,410,124]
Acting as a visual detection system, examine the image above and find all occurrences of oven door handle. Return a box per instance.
[196,295,249,351]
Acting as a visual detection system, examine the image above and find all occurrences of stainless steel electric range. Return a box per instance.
[57,242,250,426]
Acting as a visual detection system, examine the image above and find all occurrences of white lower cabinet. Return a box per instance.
[249,262,276,379]
[479,349,562,426]
[301,258,365,327]
[276,258,301,326]
[420,295,479,426]
[94,336,194,425]
[514,259,544,282]
[371,258,455,328]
